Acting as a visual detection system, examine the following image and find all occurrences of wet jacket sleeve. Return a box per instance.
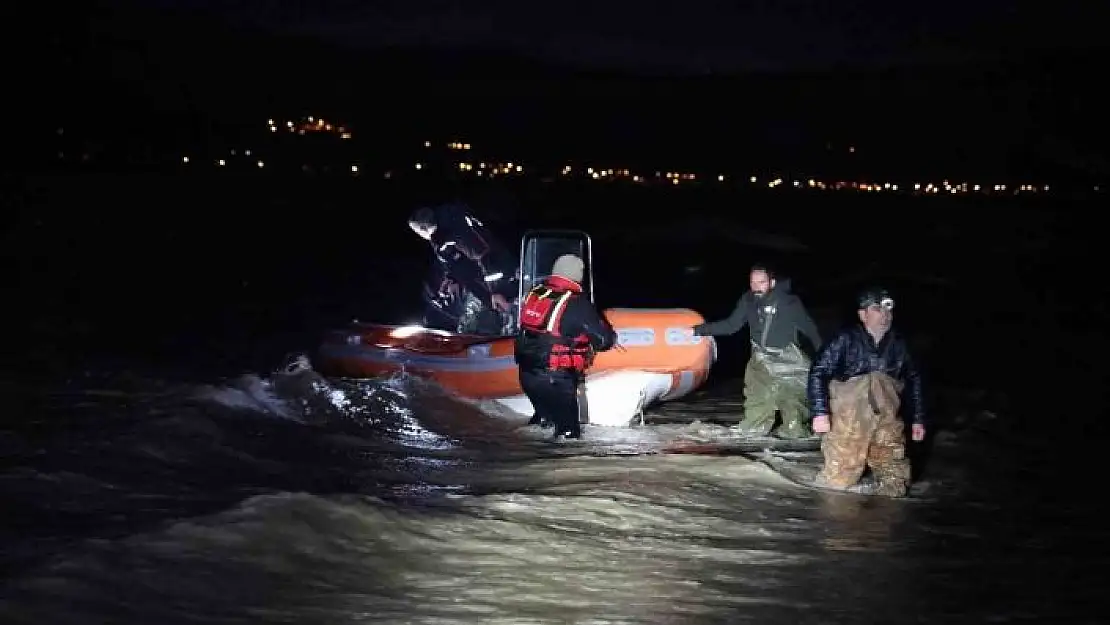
[562,297,618,352]
[903,347,926,425]
[693,294,750,336]
[807,331,848,417]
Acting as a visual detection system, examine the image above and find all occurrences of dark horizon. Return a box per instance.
[15,0,1110,183]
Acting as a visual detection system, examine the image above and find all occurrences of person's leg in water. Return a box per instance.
[527,413,552,427]
[814,375,910,496]
[520,369,556,428]
[773,382,813,439]
[520,370,580,439]
[735,358,777,436]
[864,375,911,497]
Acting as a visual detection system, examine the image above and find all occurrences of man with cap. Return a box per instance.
[692,264,823,438]
[807,287,927,497]
[514,254,618,440]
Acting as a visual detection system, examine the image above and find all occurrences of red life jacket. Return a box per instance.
[516,276,594,372]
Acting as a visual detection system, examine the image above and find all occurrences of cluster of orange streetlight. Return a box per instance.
[268,117,351,139]
[421,140,1063,194]
[176,133,1099,194]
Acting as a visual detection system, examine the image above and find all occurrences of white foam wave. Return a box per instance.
[193,374,303,422]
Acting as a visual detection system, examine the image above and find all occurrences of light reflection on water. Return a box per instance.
[0,372,1100,624]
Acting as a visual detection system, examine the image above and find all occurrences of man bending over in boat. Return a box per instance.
[408,202,517,335]
[808,287,926,497]
[514,254,617,440]
[691,264,822,439]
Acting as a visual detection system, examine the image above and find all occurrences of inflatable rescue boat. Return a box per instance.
[316,230,717,427]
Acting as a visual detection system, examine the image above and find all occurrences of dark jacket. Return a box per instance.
[807,324,925,424]
[514,280,617,375]
[693,278,822,350]
[427,203,516,306]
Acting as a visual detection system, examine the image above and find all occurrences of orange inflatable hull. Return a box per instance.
[315,308,715,400]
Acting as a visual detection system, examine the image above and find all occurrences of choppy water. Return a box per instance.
[0,364,1102,624]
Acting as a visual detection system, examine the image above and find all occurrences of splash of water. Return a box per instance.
[3,360,1075,625]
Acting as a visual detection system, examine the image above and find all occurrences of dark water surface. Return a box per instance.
[1,174,1103,623]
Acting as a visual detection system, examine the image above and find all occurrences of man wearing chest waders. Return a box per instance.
[692,264,823,438]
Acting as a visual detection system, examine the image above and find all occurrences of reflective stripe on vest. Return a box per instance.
[544,290,573,335]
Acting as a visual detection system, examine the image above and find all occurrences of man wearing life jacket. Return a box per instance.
[808,288,926,497]
[692,264,823,439]
[514,254,617,440]
[408,202,517,335]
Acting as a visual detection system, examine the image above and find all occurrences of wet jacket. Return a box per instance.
[514,276,617,375]
[693,279,822,351]
[426,202,516,307]
[807,324,925,424]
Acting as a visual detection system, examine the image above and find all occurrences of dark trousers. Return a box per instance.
[519,368,581,438]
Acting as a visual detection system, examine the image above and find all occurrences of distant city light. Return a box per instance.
[59,121,1087,195]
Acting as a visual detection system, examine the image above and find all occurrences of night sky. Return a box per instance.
[141,0,1106,74]
[17,0,1110,180]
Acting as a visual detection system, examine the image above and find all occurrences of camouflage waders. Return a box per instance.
[815,372,911,497]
